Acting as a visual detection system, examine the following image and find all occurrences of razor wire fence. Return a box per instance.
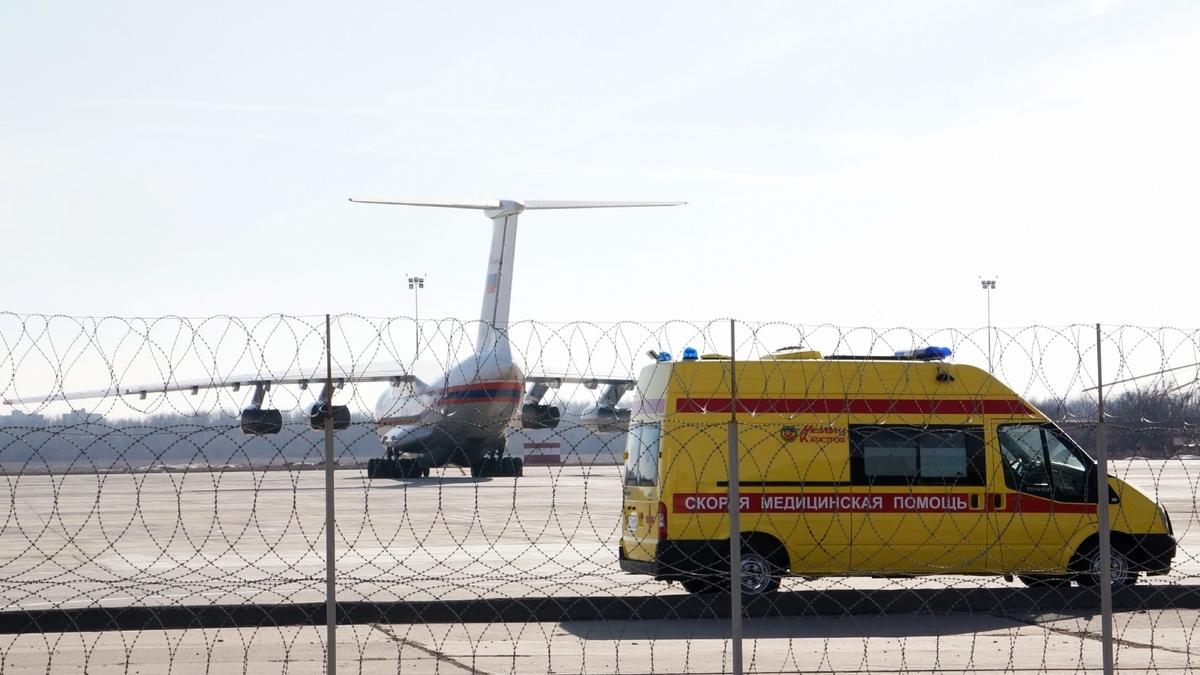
[0,312,1198,673]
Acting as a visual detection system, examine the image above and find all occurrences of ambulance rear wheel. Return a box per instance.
[734,547,782,593]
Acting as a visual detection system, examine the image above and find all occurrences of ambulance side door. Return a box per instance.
[988,423,1095,575]
[849,425,990,574]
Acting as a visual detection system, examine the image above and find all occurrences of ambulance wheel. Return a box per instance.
[1018,575,1071,588]
[681,577,721,594]
[1071,539,1136,587]
[739,543,783,597]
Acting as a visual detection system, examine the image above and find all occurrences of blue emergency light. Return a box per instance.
[895,346,952,360]
[657,351,673,362]
[682,347,699,360]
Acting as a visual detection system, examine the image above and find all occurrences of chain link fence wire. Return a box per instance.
[1,313,1198,673]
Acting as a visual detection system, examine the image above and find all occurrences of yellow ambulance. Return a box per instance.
[618,346,1176,595]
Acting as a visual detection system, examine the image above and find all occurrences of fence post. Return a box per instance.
[1095,323,1113,675]
[325,314,337,675]
[728,319,743,675]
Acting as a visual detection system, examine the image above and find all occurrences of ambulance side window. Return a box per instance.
[849,426,986,486]
[624,423,661,487]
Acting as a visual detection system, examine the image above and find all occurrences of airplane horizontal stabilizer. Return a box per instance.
[350,198,685,211]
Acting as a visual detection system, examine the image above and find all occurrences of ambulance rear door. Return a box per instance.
[621,421,663,563]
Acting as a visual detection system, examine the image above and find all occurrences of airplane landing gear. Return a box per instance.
[367,457,429,479]
[470,452,524,478]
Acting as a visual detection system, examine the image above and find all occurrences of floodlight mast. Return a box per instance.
[408,274,426,357]
[981,278,997,372]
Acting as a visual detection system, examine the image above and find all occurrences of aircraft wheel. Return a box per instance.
[366,458,380,479]
[483,458,500,477]
[421,466,430,477]
[499,457,516,477]
[511,457,524,478]
[397,458,418,478]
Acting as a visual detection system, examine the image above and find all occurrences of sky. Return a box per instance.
[3,0,1200,336]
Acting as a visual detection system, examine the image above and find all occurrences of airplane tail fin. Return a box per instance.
[350,198,685,356]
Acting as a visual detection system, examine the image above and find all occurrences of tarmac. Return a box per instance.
[1,610,1197,673]
[0,459,1197,672]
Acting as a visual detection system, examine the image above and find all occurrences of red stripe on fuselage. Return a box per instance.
[433,380,523,405]
[673,397,1034,417]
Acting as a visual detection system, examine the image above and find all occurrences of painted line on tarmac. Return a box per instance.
[1005,611,1196,656]
[369,623,486,674]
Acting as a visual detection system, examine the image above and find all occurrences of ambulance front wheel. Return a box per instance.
[1071,538,1137,587]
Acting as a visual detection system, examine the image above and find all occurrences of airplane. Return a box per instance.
[347,198,683,478]
[5,198,684,479]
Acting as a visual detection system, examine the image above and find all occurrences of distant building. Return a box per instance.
[1,409,46,426]
[61,408,102,426]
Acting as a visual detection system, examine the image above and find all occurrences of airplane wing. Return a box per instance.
[523,373,637,433]
[5,361,418,406]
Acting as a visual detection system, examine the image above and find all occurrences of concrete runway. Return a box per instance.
[1,459,1199,673]
[1,611,1198,673]
[1,460,1198,611]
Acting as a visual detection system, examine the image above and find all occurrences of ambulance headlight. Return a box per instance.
[657,351,673,362]
[682,347,699,360]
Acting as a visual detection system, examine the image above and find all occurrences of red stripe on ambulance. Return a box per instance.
[674,397,1033,416]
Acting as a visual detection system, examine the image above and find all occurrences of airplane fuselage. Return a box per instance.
[374,350,524,469]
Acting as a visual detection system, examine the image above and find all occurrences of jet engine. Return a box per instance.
[580,406,631,433]
[240,408,283,435]
[520,403,561,430]
[306,401,351,431]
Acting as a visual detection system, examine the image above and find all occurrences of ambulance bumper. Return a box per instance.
[619,540,725,580]
[1131,534,1176,575]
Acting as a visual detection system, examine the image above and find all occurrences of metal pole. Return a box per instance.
[728,319,742,675]
[408,275,425,358]
[987,286,992,372]
[1095,323,1114,674]
[981,279,996,372]
[325,314,337,675]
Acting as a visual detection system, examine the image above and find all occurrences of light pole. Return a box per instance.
[408,274,425,356]
[981,278,996,372]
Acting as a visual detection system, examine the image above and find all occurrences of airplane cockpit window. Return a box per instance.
[624,423,661,487]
